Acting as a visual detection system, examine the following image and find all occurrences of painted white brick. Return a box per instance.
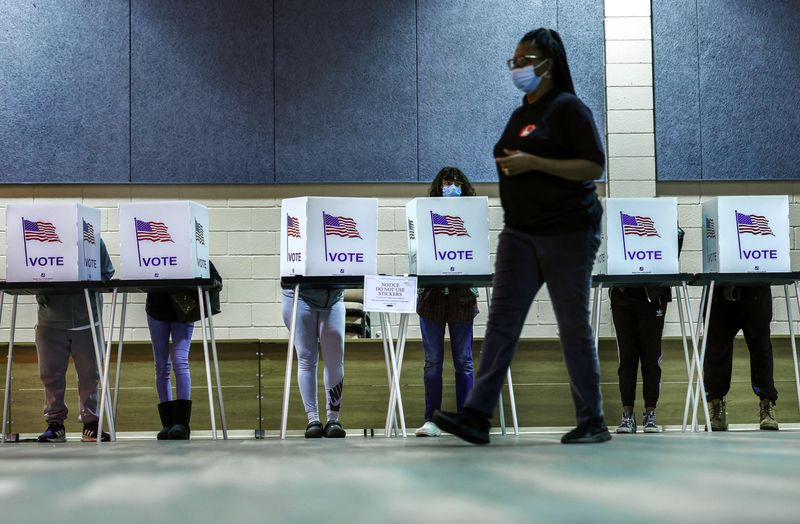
[607,110,654,133]
[377,231,409,255]
[213,256,253,279]
[228,232,275,255]
[605,40,652,64]
[606,63,653,86]
[176,186,229,208]
[210,232,228,256]
[608,179,656,198]
[215,303,252,327]
[210,208,251,232]
[605,0,651,18]
[251,208,280,231]
[678,204,702,228]
[251,256,280,279]
[608,157,656,181]
[605,17,652,40]
[227,279,276,304]
[608,133,655,157]
[378,208,395,231]
[607,86,653,110]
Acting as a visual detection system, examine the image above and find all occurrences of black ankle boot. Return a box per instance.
[167,399,192,440]
[157,401,174,440]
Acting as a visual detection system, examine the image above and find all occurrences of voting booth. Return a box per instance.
[405,197,490,275]
[595,197,679,275]
[702,196,790,273]
[118,201,210,279]
[280,197,378,276]
[5,204,102,282]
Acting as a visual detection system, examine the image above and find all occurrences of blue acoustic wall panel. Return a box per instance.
[697,1,800,180]
[274,0,417,183]
[653,0,702,180]
[131,0,273,184]
[557,0,607,165]
[655,0,800,180]
[417,1,557,183]
[0,1,129,183]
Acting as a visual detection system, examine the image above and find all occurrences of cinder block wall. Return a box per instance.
[2,0,799,343]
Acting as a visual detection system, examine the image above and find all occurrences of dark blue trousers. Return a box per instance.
[419,317,474,421]
[465,225,605,425]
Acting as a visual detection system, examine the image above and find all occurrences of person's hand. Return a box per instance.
[495,149,541,176]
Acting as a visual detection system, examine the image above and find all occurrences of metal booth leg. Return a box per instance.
[98,289,118,442]
[379,312,398,436]
[2,295,18,443]
[383,313,407,438]
[280,284,300,440]
[675,285,695,432]
[113,292,128,421]
[690,282,715,432]
[197,286,218,440]
[84,289,115,443]
[789,283,800,416]
[205,289,227,440]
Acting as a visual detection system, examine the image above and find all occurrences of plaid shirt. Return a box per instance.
[416,286,479,324]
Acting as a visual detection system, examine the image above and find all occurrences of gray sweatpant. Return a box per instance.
[35,324,101,424]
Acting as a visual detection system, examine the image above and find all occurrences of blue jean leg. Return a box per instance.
[420,317,445,421]
[448,321,475,414]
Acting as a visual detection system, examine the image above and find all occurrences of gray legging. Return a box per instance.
[281,291,345,423]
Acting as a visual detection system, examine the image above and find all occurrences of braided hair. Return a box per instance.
[519,28,576,95]
[427,166,476,197]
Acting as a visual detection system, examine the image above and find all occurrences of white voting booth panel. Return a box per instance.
[702,196,790,273]
[5,204,101,282]
[118,201,210,279]
[406,197,490,275]
[280,197,378,276]
[595,198,679,275]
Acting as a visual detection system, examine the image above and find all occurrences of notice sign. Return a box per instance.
[363,275,418,313]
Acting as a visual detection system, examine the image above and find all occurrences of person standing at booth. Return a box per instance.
[704,285,779,431]
[612,228,684,434]
[146,261,222,440]
[434,28,609,444]
[35,239,114,443]
[281,288,347,438]
[415,167,478,437]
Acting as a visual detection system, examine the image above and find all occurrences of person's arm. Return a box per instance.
[495,149,603,181]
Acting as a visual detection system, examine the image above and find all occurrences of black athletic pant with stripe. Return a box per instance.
[611,300,666,409]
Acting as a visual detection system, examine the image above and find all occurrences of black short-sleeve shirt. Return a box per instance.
[493,89,605,234]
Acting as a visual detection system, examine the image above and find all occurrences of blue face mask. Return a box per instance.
[511,65,542,94]
[442,184,462,197]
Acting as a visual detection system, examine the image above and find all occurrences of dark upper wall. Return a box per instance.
[0,0,606,184]
[654,0,800,181]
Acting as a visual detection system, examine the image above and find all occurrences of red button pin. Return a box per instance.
[519,124,537,137]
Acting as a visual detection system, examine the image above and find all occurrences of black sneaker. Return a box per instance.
[37,421,66,443]
[432,409,491,445]
[304,421,324,438]
[323,420,346,438]
[561,418,612,444]
[81,421,111,442]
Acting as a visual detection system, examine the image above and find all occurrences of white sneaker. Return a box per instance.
[415,421,441,437]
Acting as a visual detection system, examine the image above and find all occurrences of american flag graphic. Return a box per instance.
[736,212,774,236]
[23,219,62,243]
[407,219,416,240]
[431,212,470,236]
[135,219,174,242]
[82,220,96,244]
[287,214,301,238]
[323,212,361,238]
[705,217,716,238]
[195,220,205,245]
[621,213,659,237]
